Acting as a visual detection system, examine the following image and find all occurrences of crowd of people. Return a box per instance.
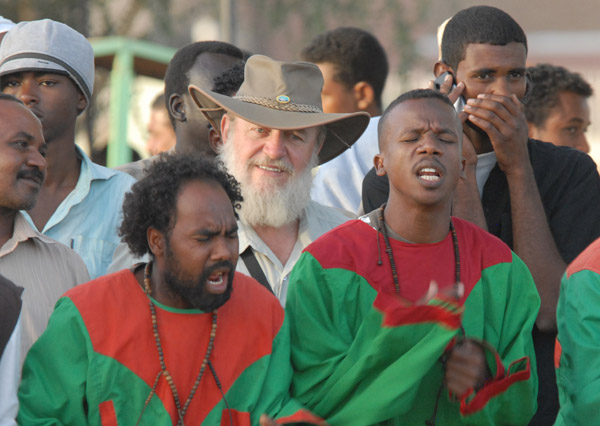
[0,5,599,426]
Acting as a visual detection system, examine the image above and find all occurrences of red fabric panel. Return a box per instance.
[98,400,118,426]
[220,409,250,425]
[307,217,512,304]
[67,270,284,424]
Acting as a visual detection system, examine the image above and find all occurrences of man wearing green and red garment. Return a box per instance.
[286,89,540,425]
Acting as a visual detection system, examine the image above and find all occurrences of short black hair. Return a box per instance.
[441,6,527,70]
[212,61,245,96]
[164,40,243,105]
[301,27,388,109]
[524,63,593,127]
[378,89,455,148]
[119,153,243,257]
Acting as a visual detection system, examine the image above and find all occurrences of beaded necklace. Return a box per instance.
[376,205,465,425]
[138,261,217,426]
[376,205,461,297]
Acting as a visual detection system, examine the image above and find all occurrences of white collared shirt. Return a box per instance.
[236,200,354,305]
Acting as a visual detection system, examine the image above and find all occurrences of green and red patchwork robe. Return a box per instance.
[554,236,600,426]
[287,216,539,425]
[18,270,323,425]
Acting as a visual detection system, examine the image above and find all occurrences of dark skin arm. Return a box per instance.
[463,93,564,331]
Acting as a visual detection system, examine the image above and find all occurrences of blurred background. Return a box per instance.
[3,0,599,166]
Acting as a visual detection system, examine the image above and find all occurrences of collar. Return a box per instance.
[237,204,310,255]
[0,211,55,257]
[20,146,122,233]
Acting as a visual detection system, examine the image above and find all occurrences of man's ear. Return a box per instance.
[221,113,232,145]
[374,153,386,177]
[169,94,186,122]
[353,81,376,112]
[208,127,223,154]
[433,61,453,78]
[460,156,466,180]
[147,227,166,259]
[76,92,87,115]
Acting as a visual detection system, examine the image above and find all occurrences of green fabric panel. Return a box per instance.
[19,297,96,425]
[203,314,308,424]
[287,253,461,425]
[456,253,539,425]
[288,250,539,426]
[18,297,171,426]
[555,269,600,425]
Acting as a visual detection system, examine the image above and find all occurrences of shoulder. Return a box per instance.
[224,272,285,328]
[114,157,158,181]
[64,269,136,308]
[452,217,513,267]
[528,138,598,175]
[83,151,136,188]
[303,218,371,262]
[306,200,355,224]
[35,235,89,274]
[566,237,600,278]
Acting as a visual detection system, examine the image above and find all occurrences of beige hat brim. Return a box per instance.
[189,84,370,165]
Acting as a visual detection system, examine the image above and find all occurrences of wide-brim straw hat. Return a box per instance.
[189,54,370,165]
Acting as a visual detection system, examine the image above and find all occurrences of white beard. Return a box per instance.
[218,139,317,228]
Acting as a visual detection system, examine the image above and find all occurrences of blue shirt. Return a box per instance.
[22,147,135,279]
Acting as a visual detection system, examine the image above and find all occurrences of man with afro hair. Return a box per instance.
[18,153,324,426]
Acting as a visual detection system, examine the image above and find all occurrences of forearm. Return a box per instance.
[452,169,488,231]
[506,165,565,331]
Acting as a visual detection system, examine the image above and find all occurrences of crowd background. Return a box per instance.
[4,0,599,165]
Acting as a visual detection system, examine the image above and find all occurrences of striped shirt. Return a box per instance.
[0,212,89,363]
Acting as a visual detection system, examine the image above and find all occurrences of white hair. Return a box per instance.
[217,129,318,228]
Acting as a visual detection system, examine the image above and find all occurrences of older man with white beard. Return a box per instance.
[108,55,368,304]
[189,55,369,303]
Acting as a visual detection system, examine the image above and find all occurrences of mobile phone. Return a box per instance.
[433,72,465,113]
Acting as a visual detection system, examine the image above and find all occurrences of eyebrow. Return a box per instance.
[472,68,497,75]
[405,127,458,136]
[12,131,35,142]
[193,224,238,237]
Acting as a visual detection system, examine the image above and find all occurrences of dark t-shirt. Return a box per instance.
[361,139,600,425]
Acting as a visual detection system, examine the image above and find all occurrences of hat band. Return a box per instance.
[0,52,91,101]
[235,95,322,113]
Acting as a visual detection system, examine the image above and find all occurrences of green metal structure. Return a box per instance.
[90,37,176,167]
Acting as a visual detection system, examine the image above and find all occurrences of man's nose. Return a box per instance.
[418,133,442,155]
[17,80,39,106]
[211,236,235,262]
[577,135,591,154]
[262,130,287,159]
[490,78,511,97]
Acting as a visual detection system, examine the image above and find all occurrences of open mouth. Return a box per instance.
[417,167,441,182]
[207,273,224,286]
[206,270,229,294]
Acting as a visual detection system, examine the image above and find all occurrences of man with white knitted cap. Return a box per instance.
[0,19,135,279]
